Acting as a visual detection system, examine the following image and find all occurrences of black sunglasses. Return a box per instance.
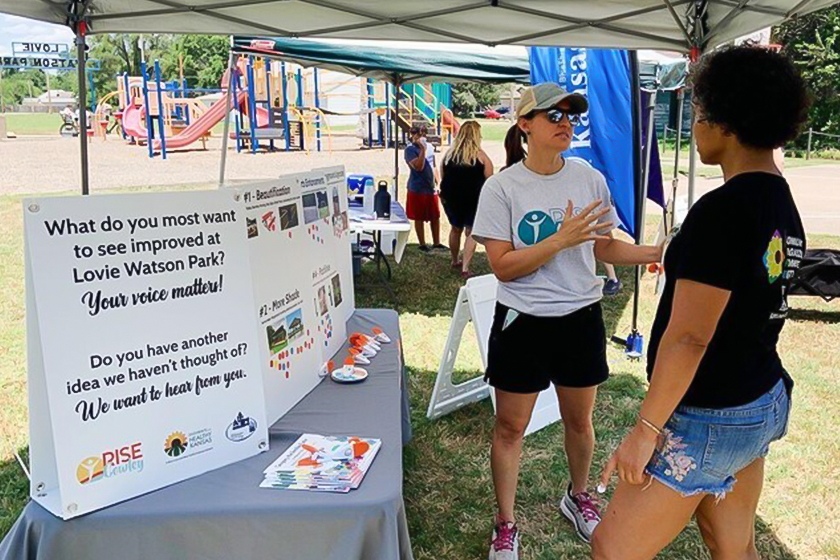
[543,108,581,126]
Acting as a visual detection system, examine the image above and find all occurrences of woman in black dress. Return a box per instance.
[440,120,494,278]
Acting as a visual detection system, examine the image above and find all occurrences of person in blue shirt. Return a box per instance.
[405,125,445,252]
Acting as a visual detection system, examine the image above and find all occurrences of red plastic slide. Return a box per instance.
[153,90,248,150]
[121,90,249,150]
[121,103,148,140]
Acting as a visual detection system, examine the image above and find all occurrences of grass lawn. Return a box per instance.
[1,187,839,559]
[659,148,838,180]
[3,113,65,136]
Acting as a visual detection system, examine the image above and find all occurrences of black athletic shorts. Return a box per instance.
[484,301,609,394]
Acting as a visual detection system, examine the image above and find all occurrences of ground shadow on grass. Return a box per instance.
[355,243,494,314]
[356,243,638,327]
[787,307,840,325]
[0,448,30,542]
[403,366,801,560]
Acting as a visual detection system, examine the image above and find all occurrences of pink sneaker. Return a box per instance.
[560,484,602,543]
[488,516,519,560]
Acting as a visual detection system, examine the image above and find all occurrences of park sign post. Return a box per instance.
[13,42,70,56]
[2,40,101,113]
[0,56,100,70]
[2,41,99,70]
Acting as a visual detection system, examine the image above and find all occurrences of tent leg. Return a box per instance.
[638,91,656,252]
[76,28,89,195]
[669,88,684,231]
[219,50,235,188]
[687,128,697,207]
[629,52,644,340]
[628,90,656,355]
[393,75,400,200]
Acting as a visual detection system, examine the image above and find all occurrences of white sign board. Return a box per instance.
[429,274,560,436]
[24,190,268,520]
[239,166,355,424]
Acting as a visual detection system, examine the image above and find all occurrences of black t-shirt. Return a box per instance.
[647,172,805,409]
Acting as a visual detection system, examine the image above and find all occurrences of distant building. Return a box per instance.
[19,90,76,113]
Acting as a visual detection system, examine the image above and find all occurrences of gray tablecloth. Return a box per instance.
[0,309,413,560]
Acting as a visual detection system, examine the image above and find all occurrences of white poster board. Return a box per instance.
[239,166,355,425]
[24,190,268,520]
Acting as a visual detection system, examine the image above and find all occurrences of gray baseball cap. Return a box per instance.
[515,82,588,119]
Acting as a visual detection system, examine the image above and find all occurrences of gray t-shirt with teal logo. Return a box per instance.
[471,159,619,317]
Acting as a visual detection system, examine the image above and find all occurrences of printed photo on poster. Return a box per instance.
[266,318,289,355]
[247,217,259,239]
[302,193,319,224]
[286,308,304,341]
[332,186,341,216]
[331,273,343,308]
[332,214,344,237]
[316,190,330,219]
[317,286,329,316]
[279,203,299,231]
[262,210,277,232]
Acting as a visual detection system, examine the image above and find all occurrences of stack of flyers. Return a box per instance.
[260,434,382,493]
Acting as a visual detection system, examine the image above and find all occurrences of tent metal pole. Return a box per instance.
[76,26,90,195]
[218,48,235,188]
[393,74,400,200]
[629,51,644,336]
[687,96,697,207]
[669,87,684,231]
[639,90,656,250]
[687,133,697,206]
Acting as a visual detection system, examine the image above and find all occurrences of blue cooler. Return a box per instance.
[347,174,374,206]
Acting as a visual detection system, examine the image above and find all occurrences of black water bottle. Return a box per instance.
[374,181,391,219]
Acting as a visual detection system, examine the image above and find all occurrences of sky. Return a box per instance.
[0,14,75,57]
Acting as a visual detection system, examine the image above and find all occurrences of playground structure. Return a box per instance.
[362,80,459,149]
[108,59,234,158]
[97,54,458,159]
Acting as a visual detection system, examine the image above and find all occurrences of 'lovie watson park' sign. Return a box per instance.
[0,56,100,70]
[2,42,100,70]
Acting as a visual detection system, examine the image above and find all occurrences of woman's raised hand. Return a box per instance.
[552,199,613,250]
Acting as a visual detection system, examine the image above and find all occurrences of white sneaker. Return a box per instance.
[488,517,519,560]
[560,484,602,543]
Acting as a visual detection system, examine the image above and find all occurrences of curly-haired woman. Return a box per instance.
[592,45,809,560]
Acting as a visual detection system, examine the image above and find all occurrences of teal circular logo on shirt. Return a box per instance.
[517,211,556,245]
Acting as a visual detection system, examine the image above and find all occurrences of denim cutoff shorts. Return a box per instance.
[645,378,791,499]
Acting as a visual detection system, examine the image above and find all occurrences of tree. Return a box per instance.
[161,35,230,89]
[451,83,502,117]
[0,69,48,108]
[86,34,172,108]
[775,7,840,147]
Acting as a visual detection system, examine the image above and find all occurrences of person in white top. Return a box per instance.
[471,83,662,558]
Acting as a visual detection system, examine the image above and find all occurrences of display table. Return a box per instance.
[0,310,413,560]
[349,201,412,271]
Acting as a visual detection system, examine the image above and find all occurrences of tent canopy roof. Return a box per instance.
[231,36,531,83]
[2,1,837,54]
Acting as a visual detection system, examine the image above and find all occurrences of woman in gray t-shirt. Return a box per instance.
[472,83,662,558]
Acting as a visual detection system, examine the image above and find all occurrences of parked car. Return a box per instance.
[483,109,502,119]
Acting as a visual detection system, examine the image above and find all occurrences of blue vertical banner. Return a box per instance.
[529,47,663,238]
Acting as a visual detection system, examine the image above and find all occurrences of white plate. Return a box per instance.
[331,366,368,384]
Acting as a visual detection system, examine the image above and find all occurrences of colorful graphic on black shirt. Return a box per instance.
[764,230,785,283]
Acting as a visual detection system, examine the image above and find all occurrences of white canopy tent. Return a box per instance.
[2,1,834,52]
[1,0,835,193]
[1,0,836,197]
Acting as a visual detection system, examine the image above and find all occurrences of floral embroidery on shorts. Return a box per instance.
[656,428,697,482]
